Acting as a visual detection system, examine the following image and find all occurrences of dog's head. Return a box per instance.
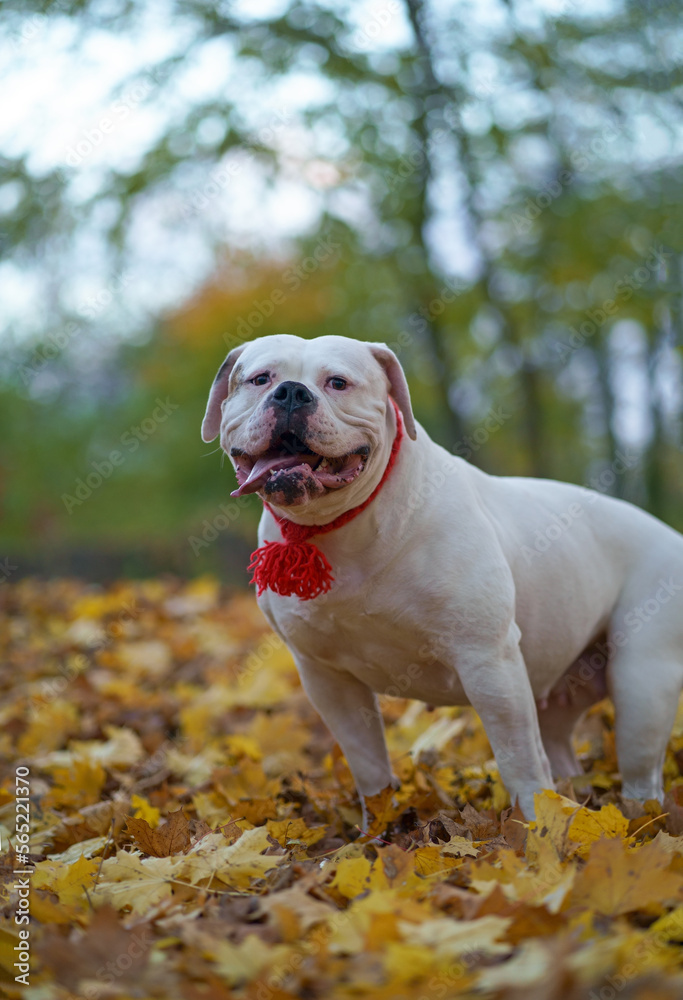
[201,334,416,517]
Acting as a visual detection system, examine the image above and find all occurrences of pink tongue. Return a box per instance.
[231,455,310,497]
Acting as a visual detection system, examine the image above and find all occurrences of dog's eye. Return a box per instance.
[328,376,348,391]
[250,372,270,386]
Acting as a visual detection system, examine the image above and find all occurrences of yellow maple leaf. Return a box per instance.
[413,844,466,878]
[179,826,283,889]
[568,836,683,917]
[131,794,161,828]
[30,890,83,926]
[266,817,326,849]
[331,855,385,899]
[44,757,107,809]
[568,802,629,857]
[330,846,456,900]
[32,854,99,909]
[525,790,578,866]
[95,850,176,914]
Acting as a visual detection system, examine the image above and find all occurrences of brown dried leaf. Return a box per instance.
[125,808,191,857]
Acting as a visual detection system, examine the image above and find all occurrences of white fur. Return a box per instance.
[204,334,683,819]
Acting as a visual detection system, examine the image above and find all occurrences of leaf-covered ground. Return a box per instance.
[2,578,683,1000]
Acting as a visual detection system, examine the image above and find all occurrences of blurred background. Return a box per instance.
[1,0,681,584]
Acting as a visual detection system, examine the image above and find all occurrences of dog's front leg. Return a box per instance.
[295,656,397,828]
[456,628,554,820]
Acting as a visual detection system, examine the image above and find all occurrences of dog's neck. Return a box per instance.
[264,402,401,527]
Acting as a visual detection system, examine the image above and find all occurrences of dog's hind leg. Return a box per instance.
[610,648,682,802]
[608,574,683,802]
[536,640,610,781]
[537,705,584,780]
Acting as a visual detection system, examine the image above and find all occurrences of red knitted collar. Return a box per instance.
[248,399,404,600]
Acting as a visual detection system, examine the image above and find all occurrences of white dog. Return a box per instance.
[202,333,683,819]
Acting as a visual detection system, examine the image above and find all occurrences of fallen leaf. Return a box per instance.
[568,836,683,917]
[568,802,629,857]
[331,855,380,899]
[399,914,513,960]
[363,785,402,837]
[525,790,577,865]
[95,850,177,913]
[125,808,191,857]
[32,854,100,909]
[179,826,284,889]
[440,835,479,858]
[266,817,326,849]
[257,882,336,934]
[131,793,161,828]
[44,757,107,809]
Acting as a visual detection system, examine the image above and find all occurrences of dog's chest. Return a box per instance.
[259,590,470,706]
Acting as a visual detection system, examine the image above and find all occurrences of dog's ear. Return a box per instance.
[201,345,247,442]
[368,343,417,440]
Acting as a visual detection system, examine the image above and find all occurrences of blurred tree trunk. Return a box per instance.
[643,331,669,519]
[402,0,464,450]
[405,0,546,476]
[595,341,622,497]
[642,252,683,520]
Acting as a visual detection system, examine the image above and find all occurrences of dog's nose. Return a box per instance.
[270,380,315,412]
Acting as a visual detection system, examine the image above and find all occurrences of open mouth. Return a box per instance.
[230,432,370,499]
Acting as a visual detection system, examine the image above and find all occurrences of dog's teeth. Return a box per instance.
[318,458,330,469]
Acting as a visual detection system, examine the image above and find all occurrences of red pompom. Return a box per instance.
[248,540,334,600]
